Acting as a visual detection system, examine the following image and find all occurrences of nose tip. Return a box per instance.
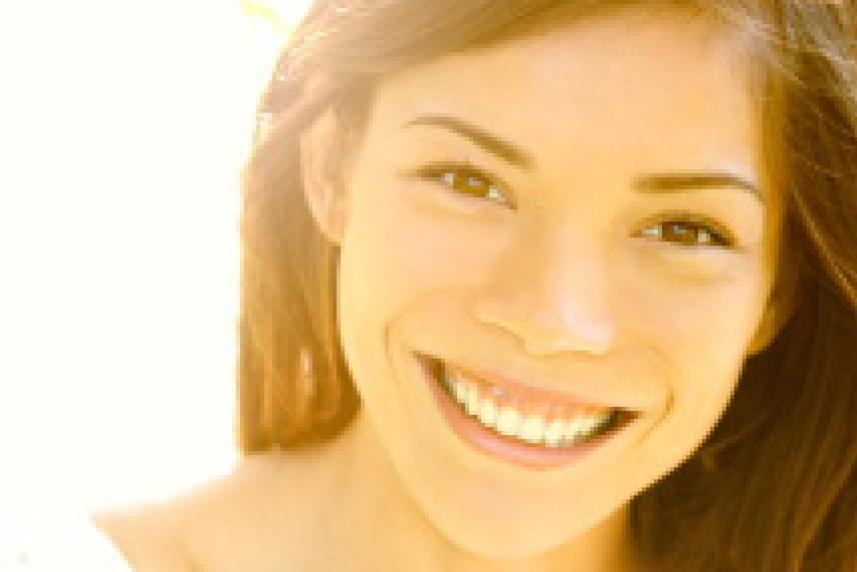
[470,229,617,358]
[472,292,615,357]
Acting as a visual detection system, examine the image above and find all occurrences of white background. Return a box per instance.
[0,0,314,516]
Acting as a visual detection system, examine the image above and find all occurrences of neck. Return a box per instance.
[321,408,642,572]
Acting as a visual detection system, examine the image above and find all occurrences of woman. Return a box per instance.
[96,0,857,570]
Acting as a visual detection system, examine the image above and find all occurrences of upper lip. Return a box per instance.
[421,352,641,413]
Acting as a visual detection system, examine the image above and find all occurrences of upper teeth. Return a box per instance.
[444,365,614,447]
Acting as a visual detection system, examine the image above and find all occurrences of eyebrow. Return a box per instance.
[633,172,764,204]
[403,114,764,204]
[404,115,536,169]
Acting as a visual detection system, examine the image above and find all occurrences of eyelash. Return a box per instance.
[411,160,515,206]
[410,161,736,249]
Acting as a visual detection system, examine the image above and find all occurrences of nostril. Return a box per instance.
[472,296,616,358]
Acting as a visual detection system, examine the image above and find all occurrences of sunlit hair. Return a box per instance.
[237,0,857,569]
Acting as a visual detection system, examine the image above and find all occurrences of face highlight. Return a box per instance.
[314,4,782,563]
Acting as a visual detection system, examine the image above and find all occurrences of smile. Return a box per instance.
[416,353,640,470]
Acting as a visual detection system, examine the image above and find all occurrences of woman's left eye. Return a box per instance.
[637,219,733,249]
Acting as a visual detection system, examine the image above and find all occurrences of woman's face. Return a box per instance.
[312,3,783,561]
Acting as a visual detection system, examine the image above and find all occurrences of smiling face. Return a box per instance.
[301,2,785,563]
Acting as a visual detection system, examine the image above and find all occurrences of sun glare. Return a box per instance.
[0,0,313,518]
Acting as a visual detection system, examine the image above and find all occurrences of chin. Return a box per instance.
[420,494,615,561]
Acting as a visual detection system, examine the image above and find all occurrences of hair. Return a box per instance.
[236,0,857,570]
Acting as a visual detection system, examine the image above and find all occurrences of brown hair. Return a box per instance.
[237,1,857,569]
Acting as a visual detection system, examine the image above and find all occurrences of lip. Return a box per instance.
[427,354,640,413]
[415,352,639,470]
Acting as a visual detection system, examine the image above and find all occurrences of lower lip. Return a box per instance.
[417,354,636,470]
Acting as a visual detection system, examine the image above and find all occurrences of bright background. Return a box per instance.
[0,0,313,516]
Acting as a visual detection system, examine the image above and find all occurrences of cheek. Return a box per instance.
[336,176,495,398]
[623,267,767,445]
[617,247,767,357]
[609,279,767,485]
[343,180,506,308]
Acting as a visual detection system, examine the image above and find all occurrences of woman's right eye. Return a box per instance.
[411,162,515,208]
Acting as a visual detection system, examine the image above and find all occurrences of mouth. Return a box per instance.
[415,352,641,470]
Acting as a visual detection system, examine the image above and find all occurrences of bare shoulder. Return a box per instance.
[94,449,339,571]
[94,501,192,571]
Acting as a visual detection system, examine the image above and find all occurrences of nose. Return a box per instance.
[470,234,616,357]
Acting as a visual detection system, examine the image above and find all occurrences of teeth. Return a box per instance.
[452,378,468,404]
[495,406,521,436]
[564,412,606,444]
[543,419,566,448]
[563,416,589,444]
[442,363,617,447]
[477,398,498,428]
[465,382,480,416]
[518,414,546,444]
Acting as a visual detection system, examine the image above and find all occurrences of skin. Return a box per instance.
[304,3,787,571]
[96,3,792,571]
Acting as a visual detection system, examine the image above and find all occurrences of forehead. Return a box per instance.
[368,4,762,192]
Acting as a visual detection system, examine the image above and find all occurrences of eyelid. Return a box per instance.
[403,160,517,208]
[636,210,738,250]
